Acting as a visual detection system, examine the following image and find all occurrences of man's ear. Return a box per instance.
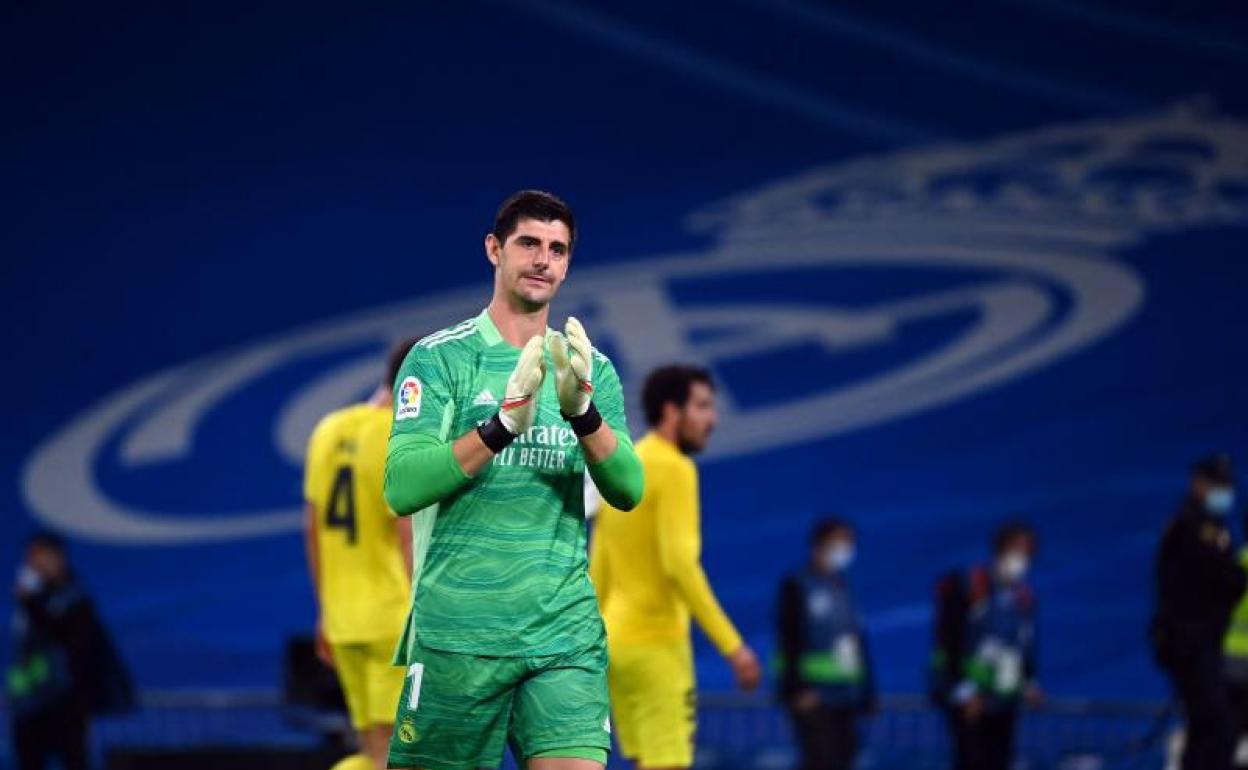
[484,233,502,268]
[662,400,681,427]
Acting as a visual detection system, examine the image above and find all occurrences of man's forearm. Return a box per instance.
[669,561,743,656]
[579,420,617,464]
[451,428,496,477]
[385,433,474,515]
[586,429,644,511]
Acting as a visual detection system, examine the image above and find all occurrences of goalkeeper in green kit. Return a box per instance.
[383,190,645,770]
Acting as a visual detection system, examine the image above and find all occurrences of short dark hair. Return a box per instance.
[992,519,1036,554]
[492,190,576,248]
[641,364,715,426]
[1192,452,1234,485]
[811,517,853,547]
[27,530,66,554]
[386,337,421,388]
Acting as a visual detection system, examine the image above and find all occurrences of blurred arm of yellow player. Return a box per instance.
[655,458,761,690]
[302,416,336,670]
[303,500,334,669]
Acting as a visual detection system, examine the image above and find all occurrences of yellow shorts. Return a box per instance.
[331,638,406,730]
[607,639,696,768]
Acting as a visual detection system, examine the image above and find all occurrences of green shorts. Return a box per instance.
[387,638,612,770]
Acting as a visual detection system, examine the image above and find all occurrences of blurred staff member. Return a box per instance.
[932,522,1042,770]
[304,339,417,770]
[776,518,875,770]
[1153,453,1244,770]
[8,533,133,770]
[1223,514,1248,767]
[591,364,761,770]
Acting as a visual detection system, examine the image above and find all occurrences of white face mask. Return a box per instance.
[1206,487,1236,516]
[17,565,43,593]
[821,543,855,572]
[998,552,1029,582]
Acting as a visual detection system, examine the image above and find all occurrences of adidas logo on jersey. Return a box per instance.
[474,389,498,407]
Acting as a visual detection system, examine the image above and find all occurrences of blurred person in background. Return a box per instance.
[930,521,1041,770]
[775,518,875,770]
[1223,503,1248,768]
[7,532,133,770]
[304,339,417,770]
[591,364,761,770]
[1153,453,1244,770]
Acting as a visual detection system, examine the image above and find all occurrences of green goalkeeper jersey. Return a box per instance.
[389,309,634,660]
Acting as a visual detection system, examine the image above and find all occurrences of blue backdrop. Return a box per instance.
[3,2,1247,701]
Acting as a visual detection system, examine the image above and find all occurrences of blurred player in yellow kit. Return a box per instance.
[591,364,761,770]
[304,339,418,770]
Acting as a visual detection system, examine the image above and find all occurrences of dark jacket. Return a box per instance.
[962,566,1036,711]
[776,568,875,711]
[1153,497,1247,662]
[8,576,134,717]
[930,565,1037,711]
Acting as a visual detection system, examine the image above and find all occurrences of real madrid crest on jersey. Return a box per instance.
[398,716,418,743]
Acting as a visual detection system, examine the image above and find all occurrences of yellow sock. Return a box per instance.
[330,753,376,770]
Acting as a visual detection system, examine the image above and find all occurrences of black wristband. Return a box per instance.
[477,413,517,453]
[563,402,604,437]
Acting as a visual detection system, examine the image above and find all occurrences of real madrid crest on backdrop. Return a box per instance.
[22,104,1248,545]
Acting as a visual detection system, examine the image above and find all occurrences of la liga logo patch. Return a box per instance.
[396,376,422,421]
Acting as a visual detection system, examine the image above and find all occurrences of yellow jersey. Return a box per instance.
[590,432,742,655]
[304,403,409,644]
